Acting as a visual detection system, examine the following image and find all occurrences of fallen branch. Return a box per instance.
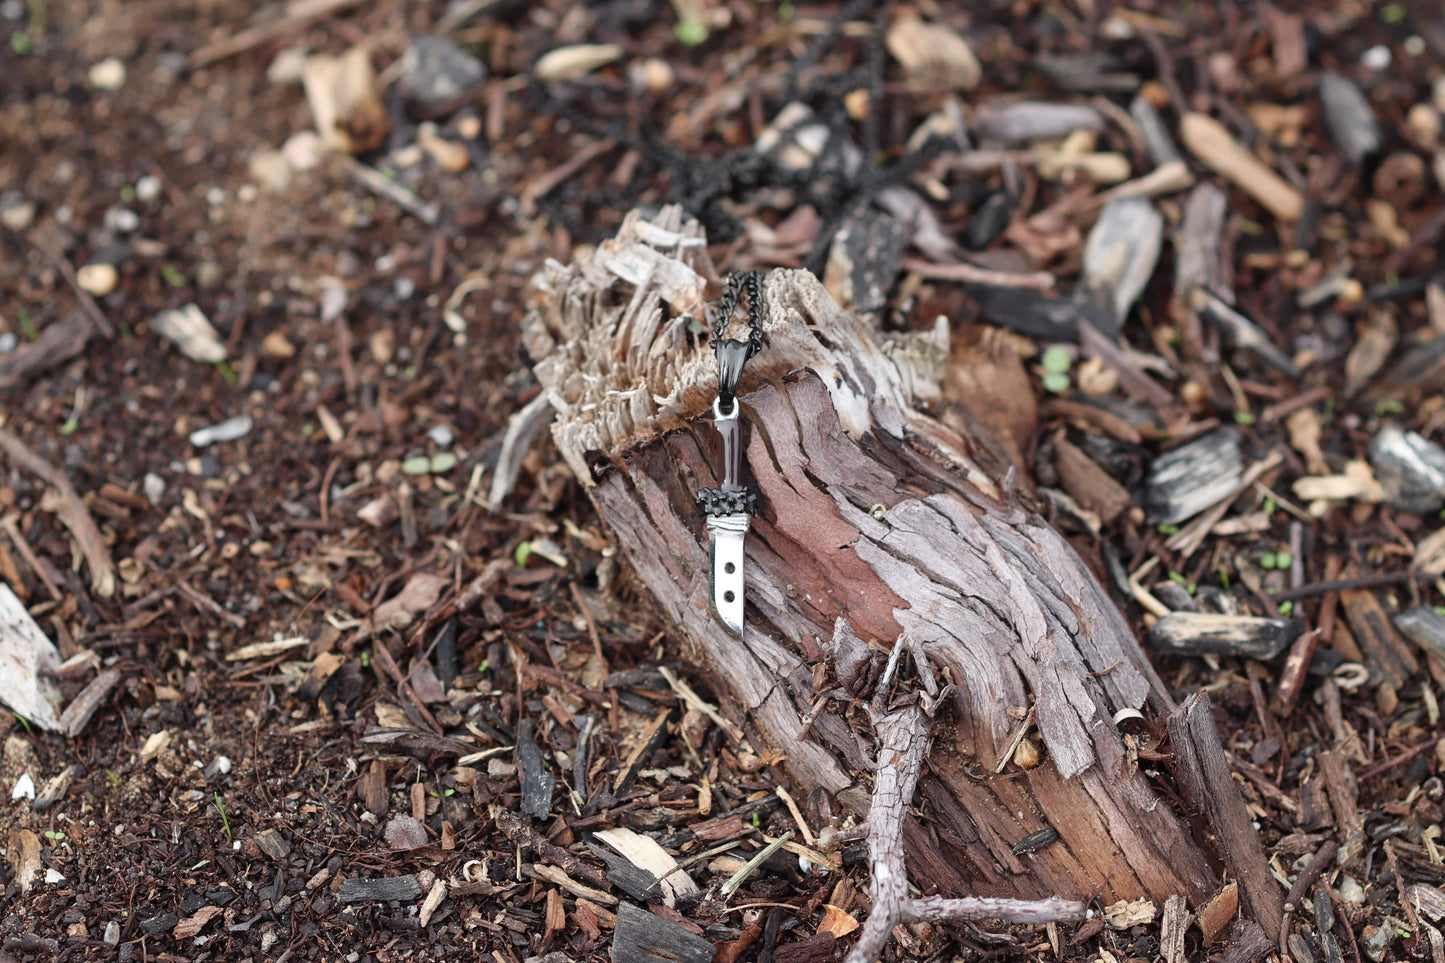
[845,638,1085,963]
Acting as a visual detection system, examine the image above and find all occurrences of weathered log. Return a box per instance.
[523,207,1221,917]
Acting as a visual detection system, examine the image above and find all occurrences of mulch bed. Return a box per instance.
[2,2,1445,962]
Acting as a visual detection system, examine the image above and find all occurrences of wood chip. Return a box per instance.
[173,906,224,940]
[0,583,64,731]
[59,667,121,738]
[595,826,698,907]
[338,875,423,903]
[1179,112,1303,221]
[1197,881,1239,946]
[302,44,389,154]
[226,636,308,661]
[885,13,981,91]
[611,902,715,963]
[1339,583,1418,691]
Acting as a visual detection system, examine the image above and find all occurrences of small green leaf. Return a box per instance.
[674,19,709,45]
[1278,601,1294,617]
[107,769,120,786]
[478,658,490,673]
[1040,345,1072,375]
[1168,571,1188,585]
[1040,371,1071,394]
[59,416,79,436]
[1260,552,1278,570]
[1276,550,1294,569]
[44,830,66,842]
[360,650,370,669]
[214,360,237,386]
[1157,523,1179,536]
[1381,2,1406,23]
[751,812,761,827]
[1234,411,1256,426]
[160,264,187,287]
[120,185,136,203]
[1374,398,1405,417]
[11,31,33,55]
[515,541,534,567]
[1263,497,1276,516]
[1218,568,1231,589]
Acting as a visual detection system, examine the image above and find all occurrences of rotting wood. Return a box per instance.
[521,206,1229,939]
[1166,693,1283,936]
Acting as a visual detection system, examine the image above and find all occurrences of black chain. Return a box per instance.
[710,270,766,358]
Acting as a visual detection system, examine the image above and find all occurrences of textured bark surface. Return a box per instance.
[525,207,1221,906]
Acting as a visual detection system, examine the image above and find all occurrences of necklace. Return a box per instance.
[697,271,765,636]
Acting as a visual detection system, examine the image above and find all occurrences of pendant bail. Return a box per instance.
[714,337,751,410]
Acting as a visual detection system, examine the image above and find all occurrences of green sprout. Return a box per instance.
[674,19,708,45]
[214,793,232,842]
[160,264,187,287]
[1157,523,1179,536]
[1278,601,1294,617]
[1235,411,1256,426]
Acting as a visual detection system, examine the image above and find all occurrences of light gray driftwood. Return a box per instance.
[523,206,1219,913]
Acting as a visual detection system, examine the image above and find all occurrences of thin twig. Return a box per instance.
[900,257,1056,291]
[340,157,440,225]
[14,231,115,338]
[0,425,116,597]
[1271,570,1434,602]
[189,0,369,68]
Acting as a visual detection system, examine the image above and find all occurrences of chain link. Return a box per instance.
[710,270,766,358]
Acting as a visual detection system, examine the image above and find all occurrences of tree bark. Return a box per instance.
[523,206,1220,908]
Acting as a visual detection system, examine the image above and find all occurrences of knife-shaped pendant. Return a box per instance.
[698,344,757,636]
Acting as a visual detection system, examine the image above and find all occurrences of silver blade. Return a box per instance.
[706,512,749,635]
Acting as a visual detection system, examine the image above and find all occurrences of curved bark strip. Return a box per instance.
[526,206,1219,906]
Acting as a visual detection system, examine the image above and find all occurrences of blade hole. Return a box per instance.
[723,591,736,603]
[724,562,736,574]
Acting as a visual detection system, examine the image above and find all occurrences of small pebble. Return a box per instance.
[248,150,291,192]
[260,330,296,359]
[205,187,226,207]
[0,332,17,353]
[143,472,166,505]
[1435,77,1445,113]
[45,868,65,885]
[106,208,140,233]
[1361,45,1391,71]
[394,276,416,300]
[267,47,308,85]
[104,922,121,945]
[1407,104,1440,147]
[428,425,455,447]
[0,0,24,20]
[281,131,324,172]
[135,175,162,202]
[89,57,126,90]
[426,137,470,173]
[189,415,254,448]
[196,260,223,291]
[12,773,35,800]
[0,198,36,231]
[77,262,118,296]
